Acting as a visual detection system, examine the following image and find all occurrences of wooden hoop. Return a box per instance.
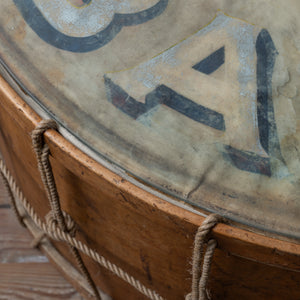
[0,75,299,299]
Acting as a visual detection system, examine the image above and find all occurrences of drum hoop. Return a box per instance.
[0,73,299,272]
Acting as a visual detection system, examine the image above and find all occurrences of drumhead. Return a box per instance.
[0,0,299,238]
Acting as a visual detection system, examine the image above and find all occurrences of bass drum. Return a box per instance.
[0,0,299,299]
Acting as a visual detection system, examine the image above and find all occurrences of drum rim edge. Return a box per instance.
[0,74,299,272]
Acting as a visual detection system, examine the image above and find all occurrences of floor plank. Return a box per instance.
[0,208,48,264]
[0,263,83,300]
[0,174,83,299]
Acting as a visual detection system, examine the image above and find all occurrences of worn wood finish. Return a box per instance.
[0,209,47,265]
[0,176,83,300]
[0,263,82,300]
[0,74,299,299]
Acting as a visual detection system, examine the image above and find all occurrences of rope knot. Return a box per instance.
[31,119,58,155]
[46,210,78,238]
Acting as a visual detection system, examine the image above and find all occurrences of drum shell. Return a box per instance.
[0,75,299,299]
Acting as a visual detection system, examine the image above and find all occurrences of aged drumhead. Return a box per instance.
[0,1,299,238]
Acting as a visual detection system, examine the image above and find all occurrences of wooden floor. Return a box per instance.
[0,176,83,300]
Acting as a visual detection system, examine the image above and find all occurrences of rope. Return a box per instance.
[0,118,224,300]
[186,214,225,300]
[0,166,26,227]
[0,157,164,300]
[31,120,66,231]
[31,120,101,300]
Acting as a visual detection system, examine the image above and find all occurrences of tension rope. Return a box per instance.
[0,119,224,300]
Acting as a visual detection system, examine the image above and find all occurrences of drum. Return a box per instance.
[0,1,299,299]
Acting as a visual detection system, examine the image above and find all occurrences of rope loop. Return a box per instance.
[1,119,227,300]
[0,153,165,300]
[31,119,58,156]
[31,120,101,300]
[186,214,225,300]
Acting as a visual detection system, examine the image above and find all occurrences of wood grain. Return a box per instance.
[0,209,48,264]
[0,74,299,299]
[0,176,83,300]
[0,263,82,300]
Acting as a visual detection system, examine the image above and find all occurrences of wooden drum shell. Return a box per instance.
[0,75,299,299]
